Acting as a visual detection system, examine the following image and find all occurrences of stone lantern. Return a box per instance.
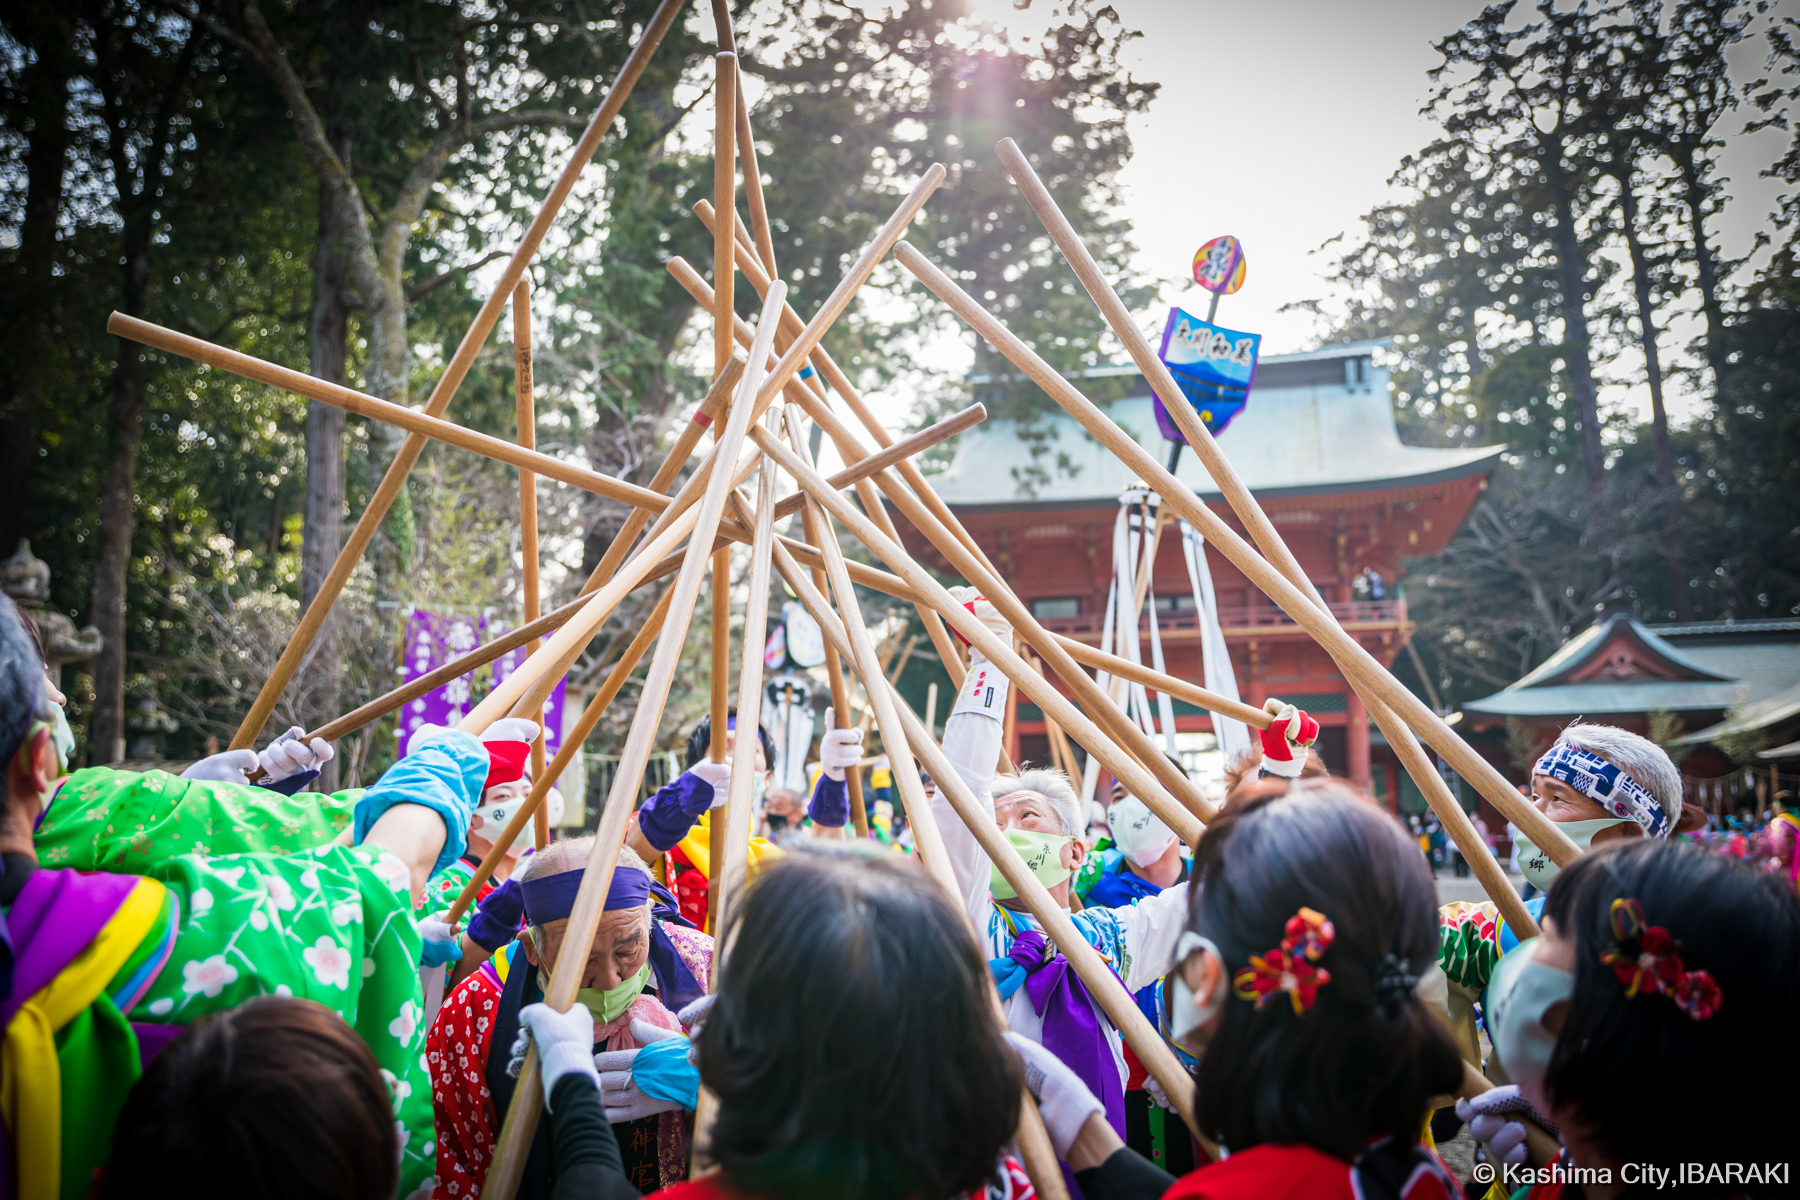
[1,540,102,690]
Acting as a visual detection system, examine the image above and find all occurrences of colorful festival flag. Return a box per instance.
[1152,307,1261,443]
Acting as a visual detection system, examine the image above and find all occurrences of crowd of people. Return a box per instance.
[2,586,1796,1200]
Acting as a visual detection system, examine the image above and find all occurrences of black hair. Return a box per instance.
[99,996,398,1200]
[698,847,1020,1200]
[684,708,775,771]
[1542,841,1800,1195]
[1188,785,1462,1159]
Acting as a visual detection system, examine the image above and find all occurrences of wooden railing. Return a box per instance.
[1036,597,1407,640]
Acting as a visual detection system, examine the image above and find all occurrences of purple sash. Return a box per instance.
[1005,929,1126,1138]
[1,868,140,1029]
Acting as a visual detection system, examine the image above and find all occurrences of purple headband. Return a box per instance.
[520,867,652,926]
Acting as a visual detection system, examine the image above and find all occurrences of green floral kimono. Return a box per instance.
[33,768,439,1198]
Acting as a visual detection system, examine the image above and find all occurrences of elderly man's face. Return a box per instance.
[995,789,1086,873]
[521,903,652,992]
[1530,772,1642,845]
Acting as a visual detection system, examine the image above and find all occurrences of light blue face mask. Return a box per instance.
[1514,817,1632,890]
[49,704,74,775]
[1487,940,1573,1087]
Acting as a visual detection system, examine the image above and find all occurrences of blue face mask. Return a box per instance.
[1487,940,1573,1088]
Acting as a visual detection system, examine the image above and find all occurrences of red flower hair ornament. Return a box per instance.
[1599,898,1722,1021]
[1232,906,1335,1016]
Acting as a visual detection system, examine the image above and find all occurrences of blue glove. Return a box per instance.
[352,726,487,876]
[468,877,525,952]
[633,1031,700,1110]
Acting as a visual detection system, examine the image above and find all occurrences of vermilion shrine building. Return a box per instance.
[894,341,1504,808]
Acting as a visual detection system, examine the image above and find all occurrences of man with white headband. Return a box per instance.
[1436,721,1702,1157]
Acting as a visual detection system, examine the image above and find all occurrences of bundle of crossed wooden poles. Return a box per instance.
[105,1,1577,1194]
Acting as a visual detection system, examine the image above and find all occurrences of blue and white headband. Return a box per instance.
[1532,743,1671,840]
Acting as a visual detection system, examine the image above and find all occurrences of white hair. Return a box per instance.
[992,767,1082,839]
[1553,722,1684,823]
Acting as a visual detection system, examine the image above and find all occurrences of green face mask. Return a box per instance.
[576,965,650,1026]
[991,828,1075,900]
[1514,817,1633,890]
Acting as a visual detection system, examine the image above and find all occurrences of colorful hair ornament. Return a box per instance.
[1598,897,1721,1021]
[1232,906,1336,1016]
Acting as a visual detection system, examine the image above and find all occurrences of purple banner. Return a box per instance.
[397,610,564,759]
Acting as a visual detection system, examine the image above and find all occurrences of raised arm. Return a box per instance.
[932,588,1014,929]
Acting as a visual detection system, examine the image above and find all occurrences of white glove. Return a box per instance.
[593,1020,688,1122]
[415,911,464,968]
[686,760,734,807]
[509,1002,599,1108]
[1456,1085,1557,1167]
[945,585,1012,659]
[258,726,335,782]
[677,992,716,1036]
[1005,1031,1103,1159]
[481,717,542,746]
[819,728,863,782]
[180,748,261,784]
[1143,1071,1171,1111]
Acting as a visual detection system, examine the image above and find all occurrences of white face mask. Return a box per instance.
[1487,940,1573,1096]
[1168,931,1226,1054]
[1514,817,1632,889]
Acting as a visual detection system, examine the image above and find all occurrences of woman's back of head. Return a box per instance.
[698,846,1021,1200]
[1191,784,1463,1159]
[100,996,397,1200]
[1543,839,1800,1186]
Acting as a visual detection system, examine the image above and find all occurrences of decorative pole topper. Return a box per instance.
[1191,234,1247,296]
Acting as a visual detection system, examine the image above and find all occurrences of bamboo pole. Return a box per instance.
[891,245,1542,936]
[782,407,869,837]
[734,84,776,278]
[479,283,787,1200]
[767,531,1210,1162]
[222,0,689,751]
[989,141,1575,870]
[513,280,550,849]
[692,201,973,677]
[759,387,1216,828]
[893,241,1574,868]
[446,587,677,925]
[714,422,778,936]
[708,540,731,929]
[668,243,971,691]
[700,202,1000,583]
[107,314,712,529]
[583,361,739,613]
[752,426,1206,845]
[297,398,984,751]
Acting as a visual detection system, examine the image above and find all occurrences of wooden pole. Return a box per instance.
[666,246,1000,769]
[221,0,689,751]
[714,421,778,936]
[479,282,786,1200]
[734,84,777,278]
[893,241,1574,866]
[925,682,938,736]
[761,385,1215,827]
[989,141,1576,870]
[713,52,737,381]
[446,586,677,925]
[752,426,1206,845]
[513,280,550,849]
[107,314,711,527]
[892,241,1553,933]
[292,397,975,751]
[690,203,974,686]
[782,407,869,837]
[768,531,1209,1164]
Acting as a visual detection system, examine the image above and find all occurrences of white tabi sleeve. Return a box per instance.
[934,653,1011,931]
[1108,881,1192,993]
